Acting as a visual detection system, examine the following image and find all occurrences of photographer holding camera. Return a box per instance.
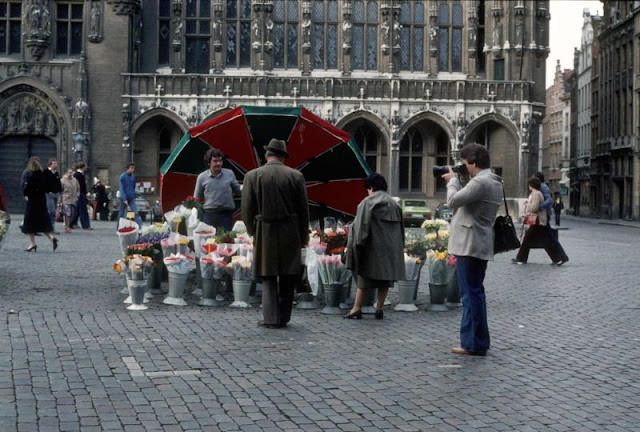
[442,143,502,357]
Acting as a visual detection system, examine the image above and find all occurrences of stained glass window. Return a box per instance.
[399,1,425,72]
[186,0,211,73]
[226,0,252,67]
[312,0,338,70]
[399,130,423,192]
[56,3,83,56]
[352,0,377,71]
[273,0,298,69]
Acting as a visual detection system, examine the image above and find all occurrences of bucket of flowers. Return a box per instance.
[163,253,195,306]
[230,252,252,308]
[116,218,140,256]
[113,254,154,311]
[199,247,226,307]
[126,242,160,301]
[394,230,427,312]
[136,226,170,294]
[317,254,350,315]
[422,219,456,312]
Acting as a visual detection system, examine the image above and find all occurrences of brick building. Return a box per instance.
[0,0,550,213]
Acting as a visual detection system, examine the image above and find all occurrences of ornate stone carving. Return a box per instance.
[106,0,140,16]
[468,2,478,58]
[429,3,438,57]
[24,0,52,60]
[73,99,91,133]
[88,1,104,43]
[1,94,59,137]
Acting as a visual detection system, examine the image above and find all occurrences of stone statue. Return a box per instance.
[89,4,101,39]
[73,99,90,132]
[7,101,19,132]
[41,4,51,37]
[46,112,58,136]
[26,3,41,37]
[302,18,311,46]
[493,18,502,47]
[212,16,223,43]
[34,105,46,134]
[20,101,34,132]
[342,19,352,49]
[393,22,401,49]
[265,17,274,49]
[515,17,524,46]
[381,20,390,46]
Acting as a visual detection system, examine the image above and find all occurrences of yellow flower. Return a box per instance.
[434,250,448,260]
[438,230,449,239]
[425,233,438,241]
[113,261,123,273]
[206,238,216,244]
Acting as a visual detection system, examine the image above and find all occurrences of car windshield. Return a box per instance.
[405,200,426,207]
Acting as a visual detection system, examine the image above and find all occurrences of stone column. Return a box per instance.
[467,1,478,77]
[211,0,224,73]
[388,110,402,196]
[341,1,353,76]
[170,0,183,73]
[427,2,438,76]
[301,1,312,75]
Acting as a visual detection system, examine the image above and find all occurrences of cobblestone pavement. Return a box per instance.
[1,217,639,431]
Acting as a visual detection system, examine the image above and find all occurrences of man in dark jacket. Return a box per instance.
[241,139,310,329]
[92,178,109,221]
[43,158,62,232]
[118,163,143,228]
[71,161,92,230]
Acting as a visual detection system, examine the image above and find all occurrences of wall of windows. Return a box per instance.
[273,0,298,69]
[225,0,251,67]
[0,2,21,55]
[438,0,463,72]
[352,0,378,70]
[185,0,211,73]
[399,1,424,72]
[399,130,423,192]
[311,0,338,70]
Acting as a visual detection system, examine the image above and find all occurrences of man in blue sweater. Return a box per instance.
[118,163,143,228]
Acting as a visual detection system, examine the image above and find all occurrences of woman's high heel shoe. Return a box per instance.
[344,309,362,319]
[24,245,37,252]
[375,310,384,320]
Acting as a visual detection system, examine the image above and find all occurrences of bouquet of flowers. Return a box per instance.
[113,254,154,281]
[215,229,237,244]
[117,218,140,255]
[164,232,191,255]
[231,254,253,281]
[321,220,349,256]
[232,220,247,233]
[304,238,327,296]
[160,236,177,257]
[421,219,455,285]
[164,204,193,234]
[317,254,350,286]
[201,238,218,255]
[192,222,216,257]
[126,242,160,260]
[216,243,240,260]
[181,195,203,220]
[163,253,195,275]
[200,253,228,280]
[0,210,8,251]
[404,229,428,262]
[140,222,170,236]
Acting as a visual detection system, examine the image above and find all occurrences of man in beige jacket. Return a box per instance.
[443,143,502,356]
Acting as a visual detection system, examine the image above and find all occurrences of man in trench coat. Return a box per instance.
[241,139,310,328]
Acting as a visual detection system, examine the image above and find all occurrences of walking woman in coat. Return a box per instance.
[345,173,405,320]
[22,157,58,252]
[512,177,567,265]
[61,168,80,233]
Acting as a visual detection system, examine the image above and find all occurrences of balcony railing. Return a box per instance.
[122,73,534,103]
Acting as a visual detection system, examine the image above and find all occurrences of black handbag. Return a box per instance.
[493,183,521,254]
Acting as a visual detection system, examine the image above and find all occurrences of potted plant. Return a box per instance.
[422,219,456,312]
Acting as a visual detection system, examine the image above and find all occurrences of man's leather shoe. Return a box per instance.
[257,320,285,329]
[451,347,486,356]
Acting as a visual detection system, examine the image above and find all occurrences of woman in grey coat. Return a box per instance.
[345,173,405,319]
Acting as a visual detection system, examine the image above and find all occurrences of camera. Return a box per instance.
[432,163,468,177]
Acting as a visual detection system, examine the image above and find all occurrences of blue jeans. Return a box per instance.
[117,197,143,228]
[202,209,233,232]
[46,193,58,229]
[72,195,91,229]
[456,256,490,353]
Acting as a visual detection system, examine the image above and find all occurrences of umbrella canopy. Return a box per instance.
[160,106,371,221]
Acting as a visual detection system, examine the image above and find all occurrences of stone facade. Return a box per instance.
[0,0,550,213]
[590,1,640,220]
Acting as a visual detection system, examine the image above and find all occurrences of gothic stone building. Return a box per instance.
[0,0,550,214]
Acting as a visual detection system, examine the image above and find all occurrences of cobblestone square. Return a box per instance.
[1,217,639,431]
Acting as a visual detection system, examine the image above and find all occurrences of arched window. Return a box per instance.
[352,0,378,71]
[312,0,338,70]
[185,0,211,73]
[158,127,172,170]
[353,124,378,171]
[399,131,423,192]
[438,0,463,72]
[226,0,251,67]
[273,0,298,69]
[399,1,424,72]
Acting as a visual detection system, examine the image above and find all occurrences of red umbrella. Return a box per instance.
[160,106,371,221]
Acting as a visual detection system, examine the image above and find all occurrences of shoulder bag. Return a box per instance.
[493,182,521,254]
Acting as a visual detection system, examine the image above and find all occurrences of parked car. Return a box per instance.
[109,191,151,222]
[397,198,432,227]
[434,202,454,222]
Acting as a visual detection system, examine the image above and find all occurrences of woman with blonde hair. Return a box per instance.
[21,157,58,252]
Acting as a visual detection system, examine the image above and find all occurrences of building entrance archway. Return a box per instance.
[340,118,388,178]
[466,119,519,196]
[0,135,57,213]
